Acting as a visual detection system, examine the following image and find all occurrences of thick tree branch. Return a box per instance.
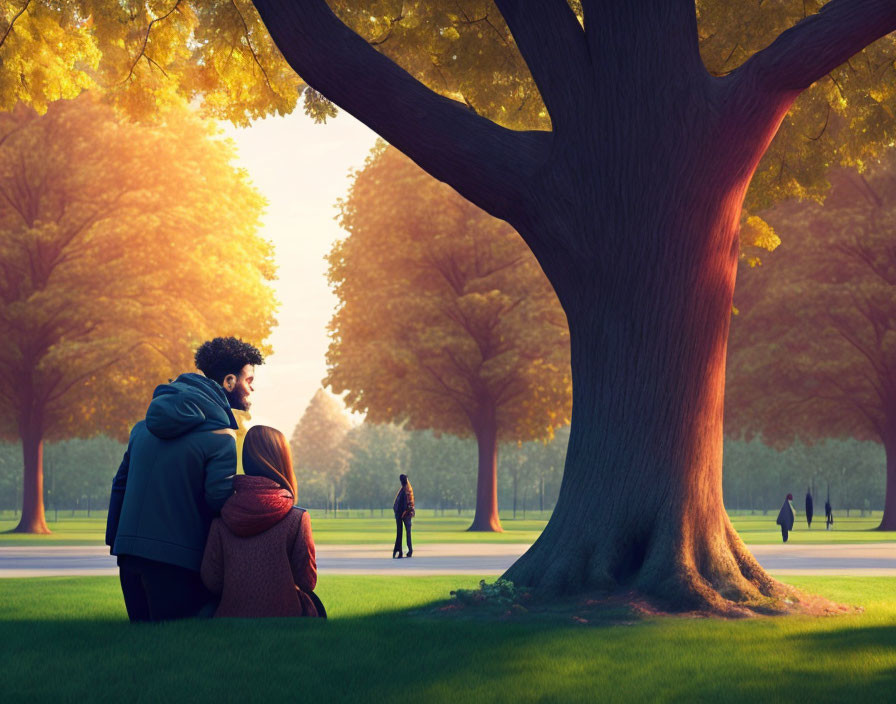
[491,0,590,130]
[251,0,548,225]
[582,0,703,76]
[736,0,896,95]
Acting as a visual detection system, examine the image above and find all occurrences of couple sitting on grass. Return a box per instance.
[104,337,322,622]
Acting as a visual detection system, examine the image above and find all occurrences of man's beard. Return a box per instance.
[225,387,250,412]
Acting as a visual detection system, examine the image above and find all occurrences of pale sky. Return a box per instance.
[220,111,378,434]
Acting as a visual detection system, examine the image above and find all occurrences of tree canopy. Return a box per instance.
[2,1,894,227]
[327,144,570,443]
[0,94,277,531]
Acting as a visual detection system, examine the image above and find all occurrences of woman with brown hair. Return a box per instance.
[201,425,322,617]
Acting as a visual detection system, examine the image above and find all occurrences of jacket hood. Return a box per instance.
[145,373,238,439]
[221,475,294,537]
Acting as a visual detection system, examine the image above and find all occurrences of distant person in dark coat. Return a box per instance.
[392,474,415,558]
[105,337,263,622]
[825,497,834,530]
[776,493,796,543]
[805,488,814,529]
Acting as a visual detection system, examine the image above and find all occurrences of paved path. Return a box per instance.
[1,543,894,578]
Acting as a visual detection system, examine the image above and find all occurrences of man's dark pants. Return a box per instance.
[118,555,213,622]
[393,515,413,555]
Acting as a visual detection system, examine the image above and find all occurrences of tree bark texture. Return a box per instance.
[252,0,896,610]
[469,409,503,532]
[498,13,793,610]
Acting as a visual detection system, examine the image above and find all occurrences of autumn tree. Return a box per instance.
[0,95,276,533]
[290,388,353,514]
[8,0,896,609]
[262,0,896,609]
[326,146,571,531]
[727,155,896,530]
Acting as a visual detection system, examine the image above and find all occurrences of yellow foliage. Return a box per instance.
[326,147,571,444]
[0,94,278,442]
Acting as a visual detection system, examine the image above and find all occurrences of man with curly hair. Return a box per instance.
[194,337,263,473]
[105,337,264,622]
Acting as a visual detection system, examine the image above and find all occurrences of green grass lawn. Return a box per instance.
[1,510,893,546]
[0,575,893,703]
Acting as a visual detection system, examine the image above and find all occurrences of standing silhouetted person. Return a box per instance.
[776,493,796,543]
[392,474,415,558]
[805,487,814,529]
[825,495,834,531]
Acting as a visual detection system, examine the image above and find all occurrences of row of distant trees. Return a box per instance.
[723,438,885,516]
[0,438,123,515]
[285,389,570,516]
[1,430,884,518]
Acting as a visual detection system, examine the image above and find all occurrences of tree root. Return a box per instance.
[502,522,848,618]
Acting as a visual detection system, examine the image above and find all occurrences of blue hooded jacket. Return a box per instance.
[105,374,239,571]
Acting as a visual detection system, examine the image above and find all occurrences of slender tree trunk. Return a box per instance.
[878,427,896,530]
[12,416,50,534]
[468,407,503,532]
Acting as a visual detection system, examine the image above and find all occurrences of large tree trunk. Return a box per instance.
[252,0,896,612]
[12,416,50,534]
[468,408,503,532]
[503,238,781,609]
[502,75,792,610]
[879,427,896,530]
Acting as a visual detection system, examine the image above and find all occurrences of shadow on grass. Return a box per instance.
[3,609,896,702]
[793,622,896,653]
[3,576,896,703]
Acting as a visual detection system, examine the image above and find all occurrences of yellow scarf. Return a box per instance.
[232,409,252,475]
